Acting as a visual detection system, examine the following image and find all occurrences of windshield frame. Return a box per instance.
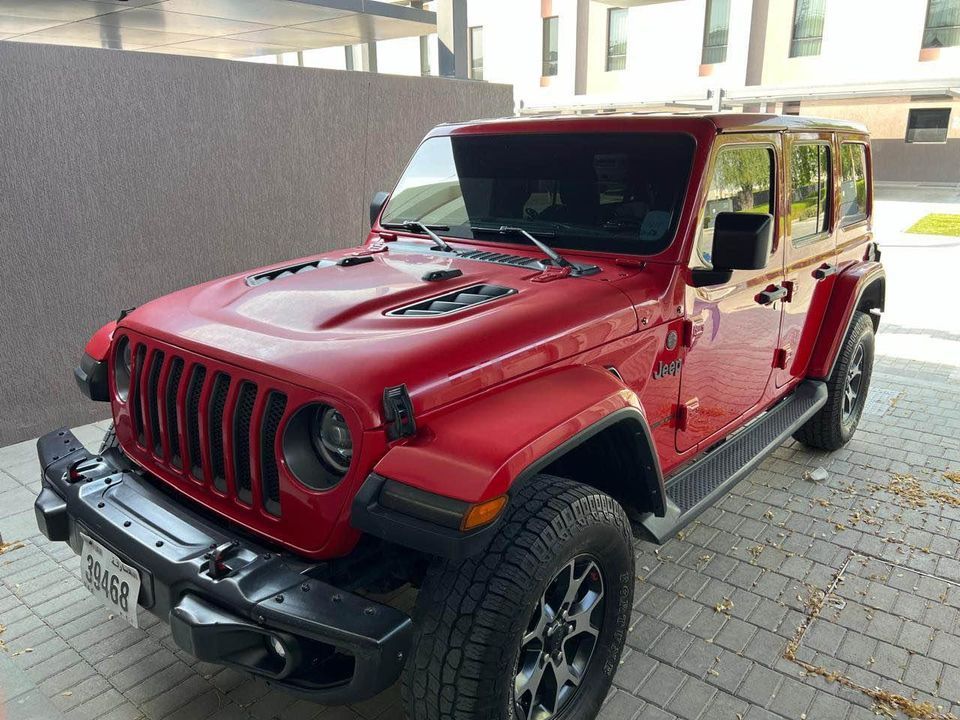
[379,129,699,258]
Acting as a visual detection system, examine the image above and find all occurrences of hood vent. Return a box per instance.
[390,284,515,317]
[457,250,540,269]
[247,259,334,287]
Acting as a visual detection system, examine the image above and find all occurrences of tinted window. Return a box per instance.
[382,133,695,254]
[790,143,831,242]
[697,146,774,265]
[839,143,868,226]
[906,108,950,143]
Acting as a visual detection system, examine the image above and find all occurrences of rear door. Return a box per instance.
[677,134,785,453]
[775,132,837,386]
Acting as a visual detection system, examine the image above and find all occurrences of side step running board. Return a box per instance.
[641,380,828,543]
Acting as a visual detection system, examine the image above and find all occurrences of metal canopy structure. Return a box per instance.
[0,0,436,59]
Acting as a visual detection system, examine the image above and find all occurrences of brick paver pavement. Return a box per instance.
[2,354,960,720]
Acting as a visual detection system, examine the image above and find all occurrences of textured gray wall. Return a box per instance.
[0,42,512,446]
[872,139,960,184]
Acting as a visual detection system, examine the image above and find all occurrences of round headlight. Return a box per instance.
[310,406,352,474]
[114,336,132,402]
[282,403,354,490]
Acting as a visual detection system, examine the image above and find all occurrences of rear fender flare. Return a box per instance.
[807,262,885,380]
[371,365,666,513]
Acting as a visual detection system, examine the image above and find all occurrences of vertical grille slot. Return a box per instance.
[185,365,206,479]
[232,382,258,504]
[132,344,147,444]
[208,373,231,492]
[165,358,184,467]
[260,392,287,516]
[147,351,165,455]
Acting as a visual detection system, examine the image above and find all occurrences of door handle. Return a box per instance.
[812,263,837,280]
[756,285,788,306]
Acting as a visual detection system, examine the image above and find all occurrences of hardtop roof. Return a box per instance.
[434,112,868,135]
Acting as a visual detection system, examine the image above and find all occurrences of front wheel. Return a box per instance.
[401,475,634,720]
[794,310,875,451]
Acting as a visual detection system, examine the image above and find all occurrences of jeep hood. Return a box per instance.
[121,246,641,428]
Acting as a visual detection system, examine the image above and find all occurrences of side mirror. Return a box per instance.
[691,212,773,287]
[370,191,390,227]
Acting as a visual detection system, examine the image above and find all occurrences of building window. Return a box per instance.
[419,35,431,76]
[839,143,868,226]
[790,0,826,57]
[906,108,951,143]
[542,16,559,76]
[701,0,731,65]
[468,26,483,80]
[923,0,960,48]
[606,8,628,71]
[698,146,774,265]
[790,143,831,243]
[782,100,801,115]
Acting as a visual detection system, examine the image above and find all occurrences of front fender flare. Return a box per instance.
[372,364,665,510]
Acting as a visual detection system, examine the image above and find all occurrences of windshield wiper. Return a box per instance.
[381,220,456,253]
[471,225,575,271]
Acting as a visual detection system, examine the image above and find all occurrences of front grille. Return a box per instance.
[128,341,288,516]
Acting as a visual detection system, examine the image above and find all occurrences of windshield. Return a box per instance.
[381,132,695,254]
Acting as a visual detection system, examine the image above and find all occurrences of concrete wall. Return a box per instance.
[0,42,512,446]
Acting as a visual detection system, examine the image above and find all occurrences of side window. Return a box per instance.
[789,143,831,243]
[698,146,774,265]
[839,143,868,226]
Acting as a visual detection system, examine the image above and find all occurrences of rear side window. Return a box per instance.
[790,143,831,243]
[697,145,774,265]
[839,143,868,226]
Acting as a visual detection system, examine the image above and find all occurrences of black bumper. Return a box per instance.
[33,428,412,704]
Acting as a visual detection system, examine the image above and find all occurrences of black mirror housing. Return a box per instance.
[369,191,390,227]
[710,212,774,271]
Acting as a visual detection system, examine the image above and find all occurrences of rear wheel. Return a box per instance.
[794,310,875,451]
[401,475,634,720]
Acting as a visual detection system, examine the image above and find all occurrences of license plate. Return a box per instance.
[80,534,141,628]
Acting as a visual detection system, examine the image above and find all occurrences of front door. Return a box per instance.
[676,136,785,453]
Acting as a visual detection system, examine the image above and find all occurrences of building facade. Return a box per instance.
[247,0,959,183]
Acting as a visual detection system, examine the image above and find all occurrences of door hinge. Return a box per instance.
[677,397,699,431]
[782,280,795,303]
[773,347,790,369]
[682,318,705,347]
[383,384,417,441]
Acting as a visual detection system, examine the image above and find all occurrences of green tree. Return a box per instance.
[716,148,770,210]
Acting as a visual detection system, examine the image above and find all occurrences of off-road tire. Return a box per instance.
[99,423,120,455]
[401,474,634,720]
[794,311,875,451]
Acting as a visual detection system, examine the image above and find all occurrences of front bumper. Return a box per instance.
[33,428,412,704]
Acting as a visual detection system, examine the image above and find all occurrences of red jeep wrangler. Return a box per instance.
[34,114,883,720]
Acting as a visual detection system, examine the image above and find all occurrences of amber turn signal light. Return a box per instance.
[461,495,508,531]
